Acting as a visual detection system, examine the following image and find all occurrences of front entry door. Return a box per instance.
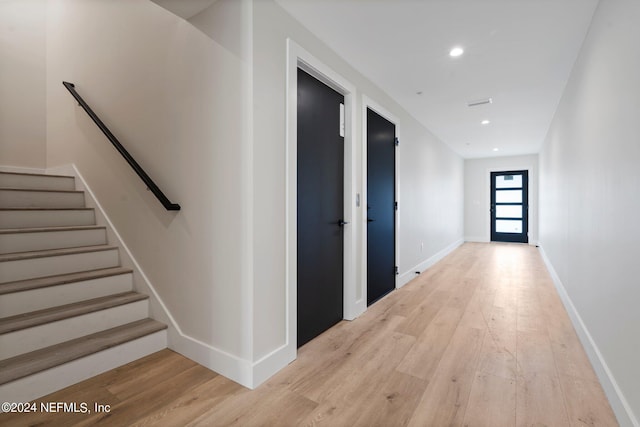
[366,108,396,305]
[490,170,529,243]
[297,69,344,347]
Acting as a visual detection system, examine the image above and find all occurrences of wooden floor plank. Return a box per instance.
[396,306,463,380]
[351,371,427,427]
[130,376,245,427]
[516,373,571,427]
[395,288,450,337]
[463,372,516,427]
[491,278,518,310]
[406,326,486,427]
[303,331,416,425]
[75,364,218,426]
[186,384,316,427]
[558,374,619,427]
[517,330,559,377]
[486,305,517,333]
[286,314,406,402]
[516,331,571,427]
[106,349,207,400]
[476,326,517,381]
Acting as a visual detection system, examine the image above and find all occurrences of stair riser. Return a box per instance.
[0,228,107,255]
[0,210,95,229]
[0,249,119,283]
[0,273,133,317]
[0,300,148,359]
[0,174,75,191]
[0,330,166,404]
[0,190,85,209]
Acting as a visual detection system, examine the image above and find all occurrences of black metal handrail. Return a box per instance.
[62,81,180,211]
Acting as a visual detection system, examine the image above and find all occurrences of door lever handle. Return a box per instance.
[367,218,376,222]
[337,220,349,227]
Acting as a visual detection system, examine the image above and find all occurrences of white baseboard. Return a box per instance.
[48,164,257,390]
[166,328,253,387]
[538,245,638,427]
[397,238,464,288]
[251,342,296,388]
[167,329,295,389]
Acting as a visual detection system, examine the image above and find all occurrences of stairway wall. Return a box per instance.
[0,0,47,169]
[45,0,253,384]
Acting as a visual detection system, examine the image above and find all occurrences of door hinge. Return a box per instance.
[394,201,398,210]
[394,137,399,146]
[395,266,399,275]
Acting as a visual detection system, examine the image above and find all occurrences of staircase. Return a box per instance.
[0,171,167,403]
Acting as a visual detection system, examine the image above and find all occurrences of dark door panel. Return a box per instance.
[366,108,396,306]
[297,69,344,347]
[490,170,529,243]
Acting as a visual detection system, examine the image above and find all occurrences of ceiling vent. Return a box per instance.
[467,98,493,107]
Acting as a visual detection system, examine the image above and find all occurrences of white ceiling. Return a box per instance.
[275,0,599,158]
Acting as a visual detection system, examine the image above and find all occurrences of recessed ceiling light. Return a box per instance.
[481,120,490,125]
[449,46,464,57]
[493,147,499,151]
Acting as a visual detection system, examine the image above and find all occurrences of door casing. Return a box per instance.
[286,39,358,356]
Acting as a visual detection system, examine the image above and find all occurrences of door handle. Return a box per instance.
[367,218,376,222]
[337,220,349,227]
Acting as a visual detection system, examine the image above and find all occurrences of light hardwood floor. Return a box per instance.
[0,243,619,426]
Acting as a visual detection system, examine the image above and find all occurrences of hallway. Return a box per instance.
[0,243,617,426]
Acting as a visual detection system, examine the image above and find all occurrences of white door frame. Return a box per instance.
[361,96,401,305]
[285,39,359,356]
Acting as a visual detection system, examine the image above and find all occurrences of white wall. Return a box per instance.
[0,0,46,169]
[399,119,464,277]
[539,0,640,425]
[465,154,538,244]
[45,0,253,382]
[251,0,463,370]
[10,0,463,388]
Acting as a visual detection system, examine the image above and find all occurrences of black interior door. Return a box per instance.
[366,108,396,305]
[297,69,344,347]
[491,170,529,243]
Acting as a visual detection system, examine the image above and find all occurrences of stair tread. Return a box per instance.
[0,267,133,295]
[0,318,166,385]
[0,188,83,194]
[0,291,148,334]
[0,207,93,211]
[0,171,74,179]
[0,244,116,262]
[0,225,105,234]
